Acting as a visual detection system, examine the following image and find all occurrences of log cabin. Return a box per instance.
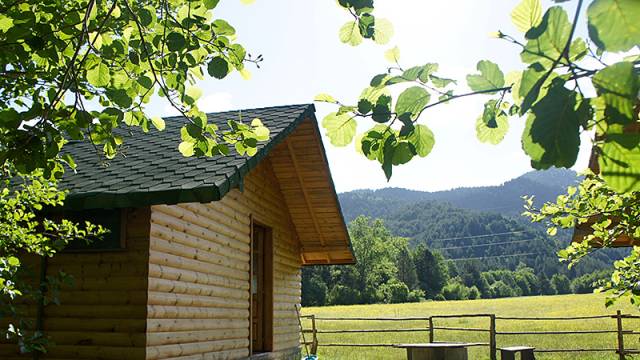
[2,104,354,360]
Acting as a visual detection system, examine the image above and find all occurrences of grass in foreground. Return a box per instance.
[301,293,640,360]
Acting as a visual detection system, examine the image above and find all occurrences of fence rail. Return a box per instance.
[300,310,639,359]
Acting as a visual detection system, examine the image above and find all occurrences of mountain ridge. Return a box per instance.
[339,168,580,221]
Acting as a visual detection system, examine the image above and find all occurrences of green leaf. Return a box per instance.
[391,142,414,165]
[600,134,640,193]
[373,18,394,45]
[384,46,400,63]
[151,116,165,131]
[592,62,640,125]
[0,14,14,33]
[407,124,435,157]
[7,256,20,267]
[204,0,220,9]
[207,57,229,79]
[166,32,186,52]
[402,66,423,81]
[339,21,363,46]
[213,19,236,36]
[418,63,439,83]
[521,7,573,68]
[395,86,430,120]
[322,112,357,147]
[86,62,111,87]
[370,74,389,87]
[568,38,588,62]
[466,60,505,93]
[372,95,392,123]
[178,141,195,157]
[360,86,389,105]
[430,75,456,88]
[476,100,509,145]
[518,64,559,114]
[358,14,375,38]
[184,86,202,105]
[522,82,587,168]
[588,0,640,52]
[511,0,543,32]
[239,68,251,80]
[314,93,337,103]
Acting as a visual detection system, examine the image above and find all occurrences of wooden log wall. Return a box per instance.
[147,158,303,360]
[0,208,151,360]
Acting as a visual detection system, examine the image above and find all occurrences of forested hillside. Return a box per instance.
[301,169,625,306]
[337,168,617,276]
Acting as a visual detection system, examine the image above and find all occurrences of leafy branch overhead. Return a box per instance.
[337,0,394,46]
[319,0,640,192]
[0,0,267,178]
[523,173,640,307]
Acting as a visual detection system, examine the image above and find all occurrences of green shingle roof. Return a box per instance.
[60,104,316,209]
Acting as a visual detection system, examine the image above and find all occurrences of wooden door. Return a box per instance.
[251,223,273,353]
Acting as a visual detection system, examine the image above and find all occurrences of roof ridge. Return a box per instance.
[161,103,315,121]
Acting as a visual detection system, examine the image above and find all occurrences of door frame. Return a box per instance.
[250,217,274,354]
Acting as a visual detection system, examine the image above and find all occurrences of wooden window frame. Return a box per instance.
[62,208,128,253]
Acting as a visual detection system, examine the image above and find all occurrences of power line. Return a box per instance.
[426,230,528,243]
[445,252,543,262]
[433,238,536,251]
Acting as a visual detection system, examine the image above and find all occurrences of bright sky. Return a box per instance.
[147,0,594,193]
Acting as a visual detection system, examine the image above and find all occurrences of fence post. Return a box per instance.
[616,310,625,360]
[428,316,434,343]
[311,314,318,354]
[489,314,497,360]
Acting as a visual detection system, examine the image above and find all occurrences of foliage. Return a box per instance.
[571,269,611,294]
[395,244,418,289]
[524,174,640,307]
[301,213,607,306]
[490,280,517,298]
[552,273,572,295]
[413,244,449,299]
[468,286,481,300]
[442,280,472,301]
[0,0,269,177]
[336,0,394,47]
[301,273,328,307]
[320,0,640,193]
[378,279,410,304]
[0,168,105,353]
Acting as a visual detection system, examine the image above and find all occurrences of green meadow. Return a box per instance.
[301,293,640,360]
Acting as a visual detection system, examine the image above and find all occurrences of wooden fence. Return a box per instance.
[300,311,640,359]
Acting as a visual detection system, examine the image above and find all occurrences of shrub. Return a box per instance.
[328,285,361,305]
[408,289,426,302]
[490,280,516,298]
[379,279,410,304]
[468,286,481,300]
[301,275,327,306]
[442,281,471,300]
[551,274,572,295]
[571,270,610,294]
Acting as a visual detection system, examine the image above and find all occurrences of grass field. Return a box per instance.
[301,293,640,359]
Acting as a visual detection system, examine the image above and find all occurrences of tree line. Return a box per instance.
[302,216,611,306]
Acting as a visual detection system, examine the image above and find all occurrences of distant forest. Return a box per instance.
[302,169,625,306]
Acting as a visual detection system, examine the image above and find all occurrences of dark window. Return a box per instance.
[64,209,126,251]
